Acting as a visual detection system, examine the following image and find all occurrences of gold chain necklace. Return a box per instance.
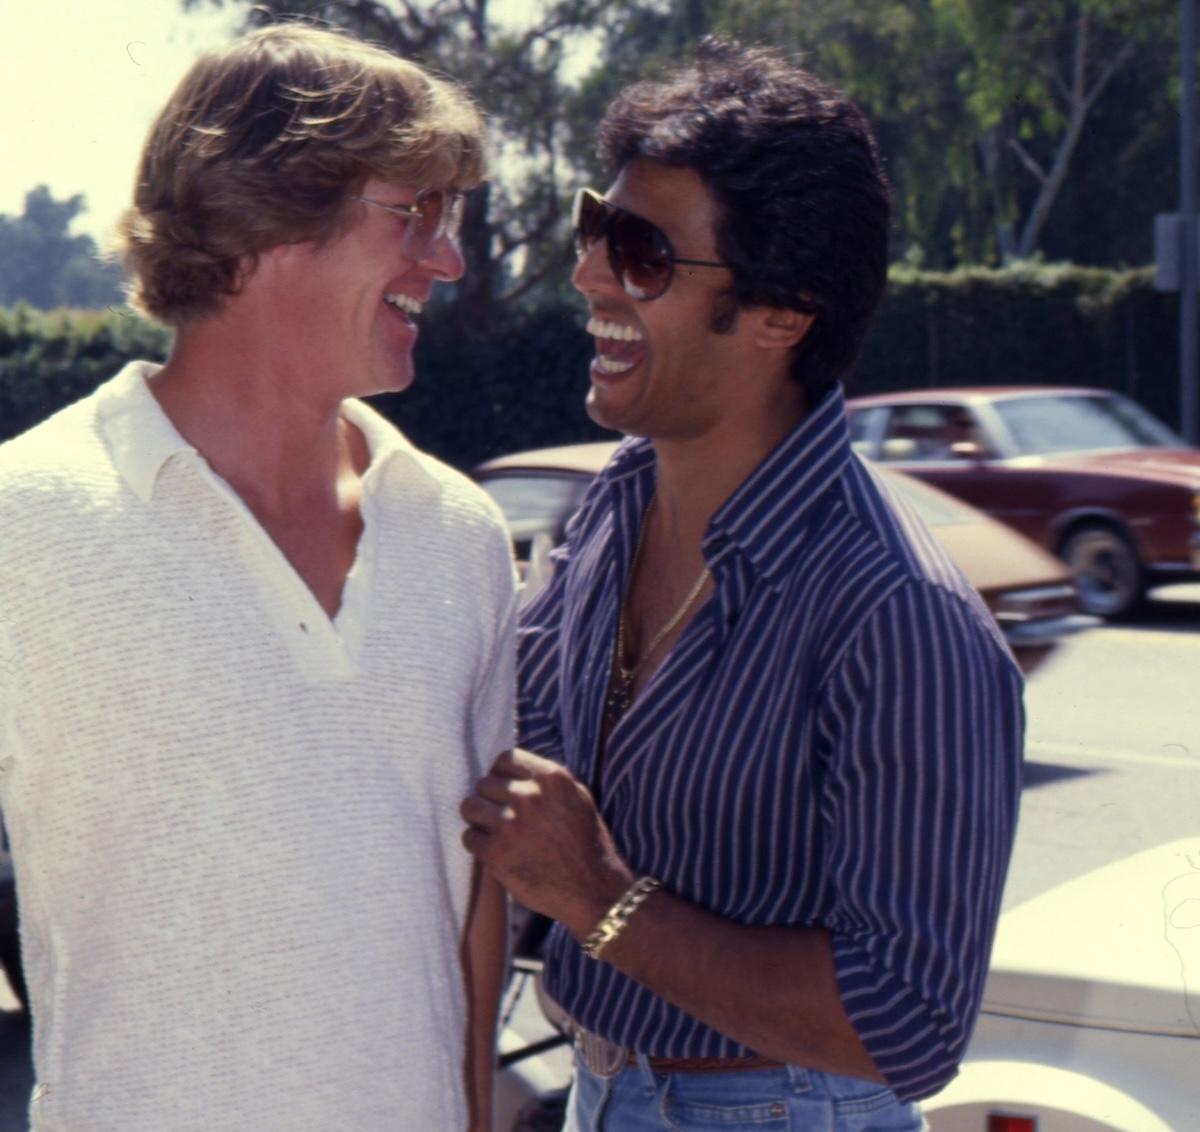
[604,494,710,730]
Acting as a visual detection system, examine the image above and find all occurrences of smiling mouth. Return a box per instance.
[587,316,645,375]
[384,292,423,318]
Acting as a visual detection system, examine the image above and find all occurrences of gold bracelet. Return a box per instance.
[581,876,661,960]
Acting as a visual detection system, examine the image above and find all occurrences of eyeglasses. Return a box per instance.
[572,187,727,301]
[353,189,465,260]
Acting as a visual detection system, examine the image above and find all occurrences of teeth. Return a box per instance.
[596,355,635,374]
[384,292,423,316]
[587,317,643,342]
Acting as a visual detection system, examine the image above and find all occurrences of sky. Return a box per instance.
[1,1,246,243]
[0,0,562,246]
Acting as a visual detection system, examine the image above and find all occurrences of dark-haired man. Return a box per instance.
[463,40,1023,1129]
[0,25,511,1131]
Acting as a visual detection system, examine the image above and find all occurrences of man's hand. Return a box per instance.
[461,749,634,936]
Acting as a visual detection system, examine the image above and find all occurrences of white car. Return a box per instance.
[495,839,1200,1132]
[924,838,1200,1132]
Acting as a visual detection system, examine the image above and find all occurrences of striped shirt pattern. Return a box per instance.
[517,385,1025,1102]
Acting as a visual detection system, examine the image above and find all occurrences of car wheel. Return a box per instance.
[1060,524,1144,619]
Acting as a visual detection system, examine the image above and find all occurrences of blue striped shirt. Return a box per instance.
[516,385,1024,1102]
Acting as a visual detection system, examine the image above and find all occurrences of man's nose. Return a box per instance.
[421,233,467,283]
[572,237,618,297]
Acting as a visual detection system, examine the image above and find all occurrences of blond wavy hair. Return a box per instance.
[117,24,486,326]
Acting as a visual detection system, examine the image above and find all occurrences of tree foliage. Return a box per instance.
[934,0,1176,263]
[0,187,124,310]
[582,0,1176,268]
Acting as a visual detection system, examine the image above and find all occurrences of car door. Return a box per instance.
[871,401,1054,545]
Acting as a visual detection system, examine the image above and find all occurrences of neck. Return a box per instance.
[148,323,363,514]
[651,377,810,546]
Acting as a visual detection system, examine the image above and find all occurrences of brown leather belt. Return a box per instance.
[576,1026,783,1076]
[629,1052,785,1073]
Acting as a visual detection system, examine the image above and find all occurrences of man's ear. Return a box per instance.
[752,306,814,350]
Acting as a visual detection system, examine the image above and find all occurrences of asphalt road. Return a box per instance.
[1007,583,1200,908]
[0,586,1196,1127]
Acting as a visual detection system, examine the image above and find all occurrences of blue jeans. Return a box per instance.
[564,1055,928,1131]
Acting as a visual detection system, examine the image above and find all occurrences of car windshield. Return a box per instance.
[993,393,1183,455]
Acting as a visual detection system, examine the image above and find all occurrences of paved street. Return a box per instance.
[1007,585,1200,907]
[0,587,1196,1126]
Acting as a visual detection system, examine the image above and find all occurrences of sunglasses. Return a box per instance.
[572,187,727,301]
[354,189,465,260]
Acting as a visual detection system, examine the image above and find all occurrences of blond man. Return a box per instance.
[0,26,512,1131]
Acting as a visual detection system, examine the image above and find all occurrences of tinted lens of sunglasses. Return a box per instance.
[607,209,673,300]
[572,189,607,256]
[403,190,464,258]
[573,189,674,300]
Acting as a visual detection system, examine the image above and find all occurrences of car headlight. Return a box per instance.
[993,584,1079,624]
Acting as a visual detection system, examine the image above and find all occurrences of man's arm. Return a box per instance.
[462,865,508,1132]
[460,748,883,1081]
[464,587,1025,1099]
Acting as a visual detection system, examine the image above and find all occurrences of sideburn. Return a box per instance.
[708,289,740,335]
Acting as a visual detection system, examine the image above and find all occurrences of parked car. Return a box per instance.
[846,387,1200,618]
[922,837,1200,1131]
[496,839,1200,1132]
[474,440,1091,674]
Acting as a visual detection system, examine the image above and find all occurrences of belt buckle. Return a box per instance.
[575,1027,628,1079]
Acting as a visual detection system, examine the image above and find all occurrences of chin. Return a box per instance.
[585,387,633,433]
[363,362,416,398]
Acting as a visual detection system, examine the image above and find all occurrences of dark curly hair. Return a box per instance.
[597,38,891,400]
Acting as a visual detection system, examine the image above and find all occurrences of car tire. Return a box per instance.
[1060,524,1144,619]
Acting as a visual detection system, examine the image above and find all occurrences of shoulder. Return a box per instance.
[802,455,1015,668]
[0,389,117,528]
[346,399,507,529]
[345,402,514,593]
[400,446,512,552]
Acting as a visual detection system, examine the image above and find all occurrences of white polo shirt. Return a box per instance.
[0,362,516,1131]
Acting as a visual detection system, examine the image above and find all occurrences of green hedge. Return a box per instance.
[0,264,1183,471]
[857,264,1177,426]
[0,305,171,442]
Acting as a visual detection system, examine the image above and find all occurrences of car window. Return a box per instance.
[478,472,592,557]
[993,393,1183,455]
[878,403,983,463]
[847,405,887,457]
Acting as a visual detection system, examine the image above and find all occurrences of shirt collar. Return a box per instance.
[96,361,417,503]
[592,384,854,586]
[596,435,657,485]
[95,361,194,503]
[705,383,853,584]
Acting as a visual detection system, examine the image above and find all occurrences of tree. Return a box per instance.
[0,186,124,310]
[936,0,1177,263]
[184,0,649,335]
[582,0,1175,268]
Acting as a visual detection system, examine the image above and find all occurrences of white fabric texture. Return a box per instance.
[0,362,517,1131]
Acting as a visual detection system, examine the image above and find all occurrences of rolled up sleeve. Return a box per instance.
[818,581,1024,1101]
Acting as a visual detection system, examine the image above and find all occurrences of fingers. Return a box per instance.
[490,747,557,779]
[472,774,528,807]
[460,793,511,830]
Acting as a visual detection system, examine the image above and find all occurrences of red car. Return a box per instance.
[847,387,1200,618]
